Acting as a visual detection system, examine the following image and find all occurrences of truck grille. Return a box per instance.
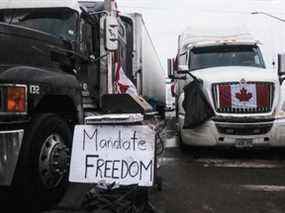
[216,123,273,135]
[212,82,274,114]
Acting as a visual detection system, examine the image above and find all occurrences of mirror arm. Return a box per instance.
[91,53,108,63]
[169,75,186,80]
[183,70,199,82]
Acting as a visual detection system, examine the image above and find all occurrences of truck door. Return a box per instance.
[78,16,100,108]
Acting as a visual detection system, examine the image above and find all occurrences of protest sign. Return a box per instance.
[69,125,155,187]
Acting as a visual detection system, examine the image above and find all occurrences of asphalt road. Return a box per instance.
[45,127,285,213]
[150,112,285,213]
[3,112,285,213]
[151,146,285,213]
[4,145,285,213]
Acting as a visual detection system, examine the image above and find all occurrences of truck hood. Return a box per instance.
[187,66,280,117]
[191,66,278,84]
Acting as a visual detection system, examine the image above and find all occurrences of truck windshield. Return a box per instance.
[0,8,77,41]
[189,45,265,71]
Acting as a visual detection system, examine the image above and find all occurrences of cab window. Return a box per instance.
[80,18,94,56]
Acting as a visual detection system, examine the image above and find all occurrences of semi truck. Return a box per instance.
[0,0,165,209]
[168,30,285,150]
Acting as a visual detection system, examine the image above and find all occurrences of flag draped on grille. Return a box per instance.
[217,83,270,109]
[114,62,138,96]
[183,79,215,129]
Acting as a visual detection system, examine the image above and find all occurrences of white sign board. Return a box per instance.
[69,125,155,187]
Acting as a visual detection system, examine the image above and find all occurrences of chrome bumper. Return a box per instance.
[0,130,24,186]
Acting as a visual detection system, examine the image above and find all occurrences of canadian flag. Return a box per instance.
[114,62,138,96]
[218,83,270,109]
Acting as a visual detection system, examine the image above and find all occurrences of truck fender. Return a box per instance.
[0,66,83,123]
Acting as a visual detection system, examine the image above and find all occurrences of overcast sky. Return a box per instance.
[117,0,285,71]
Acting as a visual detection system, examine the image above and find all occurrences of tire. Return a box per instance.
[12,113,72,210]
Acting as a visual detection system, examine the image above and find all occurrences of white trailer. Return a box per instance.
[126,13,166,111]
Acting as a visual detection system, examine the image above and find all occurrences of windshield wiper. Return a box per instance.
[18,13,34,22]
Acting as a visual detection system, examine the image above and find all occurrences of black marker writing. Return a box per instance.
[84,158,153,182]
[82,129,149,152]
[83,129,98,151]
[85,155,99,178]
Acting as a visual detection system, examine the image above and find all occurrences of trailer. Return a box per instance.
[129,13,166,111]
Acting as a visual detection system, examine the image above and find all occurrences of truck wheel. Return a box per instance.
[13,114,72,210]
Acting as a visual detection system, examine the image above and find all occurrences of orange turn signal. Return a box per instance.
[7,86,26,113]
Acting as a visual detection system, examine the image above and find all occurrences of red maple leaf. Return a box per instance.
[117,82,129,93]
[235,87,252,102]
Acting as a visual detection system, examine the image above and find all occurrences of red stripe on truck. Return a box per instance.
[256,84,270,108]
[219,84,231,108]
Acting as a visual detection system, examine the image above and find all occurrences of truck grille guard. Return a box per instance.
[212,82,274,114]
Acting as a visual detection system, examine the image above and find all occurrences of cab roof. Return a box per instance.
[78,1,105,14]
[179,27,260,52]
[0,0,81,13]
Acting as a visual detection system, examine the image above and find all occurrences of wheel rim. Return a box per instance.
[39,133,70,189]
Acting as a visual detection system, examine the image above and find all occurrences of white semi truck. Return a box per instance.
[168,30,285,149]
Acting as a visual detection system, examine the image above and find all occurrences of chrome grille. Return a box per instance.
[212,82,274,114]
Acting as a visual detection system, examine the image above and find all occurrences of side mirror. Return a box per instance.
[278,54,285,76]
[104,16,119,51]
[167,58,175,78]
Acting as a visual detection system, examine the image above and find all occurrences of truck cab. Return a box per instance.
[0,0,129,209]
[0,0,165,209]
[171,32,285,149]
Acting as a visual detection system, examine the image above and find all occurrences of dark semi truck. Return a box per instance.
[0,0,165,209]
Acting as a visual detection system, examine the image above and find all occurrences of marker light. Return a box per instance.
[7,86,27,113]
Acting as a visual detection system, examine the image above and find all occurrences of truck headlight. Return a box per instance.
[275,102,285,119]
[6,86,27,113]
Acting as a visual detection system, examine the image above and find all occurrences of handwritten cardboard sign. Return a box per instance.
[69,125,155,187]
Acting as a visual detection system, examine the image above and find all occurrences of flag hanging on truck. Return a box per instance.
[114,62,138,96]
[183,80,215,129]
